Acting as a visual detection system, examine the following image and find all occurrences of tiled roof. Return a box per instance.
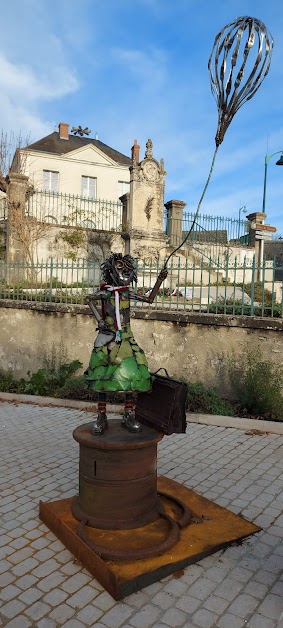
[26,132,131,166]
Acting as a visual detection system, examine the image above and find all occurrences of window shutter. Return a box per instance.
[82,176,96,198]
[43,170,49,191]
[89,177,96,199]
[82,176,88,196]
[43,170,59,193]
[50,172,59,193]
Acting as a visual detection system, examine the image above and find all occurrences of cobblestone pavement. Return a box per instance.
[1,402,283,628]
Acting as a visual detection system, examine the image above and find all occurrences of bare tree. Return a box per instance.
[0,129,50,263]
[0,130,31,188]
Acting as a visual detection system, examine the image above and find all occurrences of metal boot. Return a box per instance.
[91,412,108,435]
[121,411,142,433]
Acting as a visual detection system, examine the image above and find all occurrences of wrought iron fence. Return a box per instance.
[25,191,123,231]
[0,256,282,318]
[165,210,249,247]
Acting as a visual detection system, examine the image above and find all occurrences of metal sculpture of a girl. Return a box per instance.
[85,253,167,435]
[85,17,273,437]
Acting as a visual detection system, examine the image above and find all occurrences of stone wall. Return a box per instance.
[0,300,282,398]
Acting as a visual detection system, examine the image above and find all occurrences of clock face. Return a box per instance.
[143,161,159,182]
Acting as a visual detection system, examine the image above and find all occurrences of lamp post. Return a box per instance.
[262,150,283,214]
[238,206,247,240]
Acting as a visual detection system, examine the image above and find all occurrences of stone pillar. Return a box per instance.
[128,139,168,260]
[6,173,29,260]
[119,192,130,255]
[164,200,186,246]
[246,211,267,281]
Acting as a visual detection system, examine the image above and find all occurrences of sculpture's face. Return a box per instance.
[102,253,137,286]
[112,258,135,286]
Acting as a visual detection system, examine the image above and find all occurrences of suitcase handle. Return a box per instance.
[151,367,172,379]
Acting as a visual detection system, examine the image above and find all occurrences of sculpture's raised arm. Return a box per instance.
[130,268,168,303]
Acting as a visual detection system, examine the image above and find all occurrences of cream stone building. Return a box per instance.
[20,122,131,201]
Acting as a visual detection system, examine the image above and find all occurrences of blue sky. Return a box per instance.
[1,0,283,233]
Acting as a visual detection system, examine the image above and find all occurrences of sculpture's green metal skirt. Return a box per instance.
[85,324,152,393]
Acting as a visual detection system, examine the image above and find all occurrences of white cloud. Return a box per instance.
[0,54,78,102]
[0,52,79,139]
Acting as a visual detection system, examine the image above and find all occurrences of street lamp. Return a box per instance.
[262,150,283,214]
[238,206,247,240]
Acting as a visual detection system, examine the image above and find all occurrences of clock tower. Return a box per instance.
[122,139,168,261]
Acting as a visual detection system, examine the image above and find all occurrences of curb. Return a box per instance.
[0,391,123,414]
[189,413,283,435]
[0,392,282,435]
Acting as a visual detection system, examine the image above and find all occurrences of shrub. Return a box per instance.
[0,369,20,392]
[187,381,233,416]
[229,349,283,420]
[19,359,83,396]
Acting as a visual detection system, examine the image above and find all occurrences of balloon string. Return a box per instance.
[164,145,219,268]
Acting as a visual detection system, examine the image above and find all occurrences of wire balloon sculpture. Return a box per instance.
[164,16,273,267]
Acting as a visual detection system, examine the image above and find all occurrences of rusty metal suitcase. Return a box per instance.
[135,369,187,435]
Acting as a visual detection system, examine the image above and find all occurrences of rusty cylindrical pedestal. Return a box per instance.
[72,420,163,530]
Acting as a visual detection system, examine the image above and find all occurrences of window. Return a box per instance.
[82,176,97,199]
[118,181,130,199]
[43,170,59,193]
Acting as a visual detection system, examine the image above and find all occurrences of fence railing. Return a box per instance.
[0,256,282,318]
[165,210,249,247]
[0,197,7,221]
[25,191,123,231]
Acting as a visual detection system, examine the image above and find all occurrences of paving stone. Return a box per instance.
[217,612,248,627]
[214,577,244,601]
[67,585,100,609]
[248,615,276,628]
[49,603,76,624]
[176,594,201,613]
[94,591,117,611]
[191,608,218,627]
[11,557,39,576]
[18,586,43,604]
[0,599,26,619]
[76,604,104,625]
[0,572,16,587]
[159,607,187,627]
[25,600,52,621]
[31,558,61,578]
[254,570,278,586]
[4,616,32,628]
[187,577,216,601]
[37,571,66,592]
[227,593,258,618]
[163,579,189,596]
[37,620,57,628]
[203,595,229,614]
[16,574,38,590]
[102,602,134,627]
[257,593,283,620]
[43,588,69,606]
[126,591,150,609]
[0,583,22,602]
[61,572,91,594]
[151,591,174,610]
[8,547,35,565]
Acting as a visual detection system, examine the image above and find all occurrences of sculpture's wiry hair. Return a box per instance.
[101,253,137,284]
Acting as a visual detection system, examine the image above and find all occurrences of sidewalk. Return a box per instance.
[0,401,283,628]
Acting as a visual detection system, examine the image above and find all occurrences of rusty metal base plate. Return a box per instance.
[39,476,260,600]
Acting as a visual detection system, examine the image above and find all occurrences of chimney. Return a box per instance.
[59,122,69,140]
[131,139,140,164]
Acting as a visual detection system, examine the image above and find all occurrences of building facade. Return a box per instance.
[19,122,131,202]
